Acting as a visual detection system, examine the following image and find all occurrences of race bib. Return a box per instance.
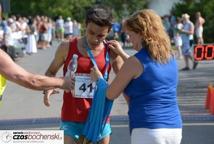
[74,74,96,98]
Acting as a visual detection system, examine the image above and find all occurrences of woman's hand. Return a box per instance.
[107,40,129,60]
[107,40,124,56]
[90,66,103,82]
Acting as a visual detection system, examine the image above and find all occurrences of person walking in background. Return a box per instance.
[174,17,183,59]
[55,16,64,41]
[73,20,81,37]
[91,9,182,144]
[42,5,123,144]
[2,20,13,53]
[64,17,73,40]
[26,17,37,54]
[37,16,49,49]
[180,13,198,70]
[195,12,205,44]
[112,22,121,40]
[47,18,53,46]
[162,15,171,37]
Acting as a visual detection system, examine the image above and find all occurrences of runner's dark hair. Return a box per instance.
[86,5,113,28]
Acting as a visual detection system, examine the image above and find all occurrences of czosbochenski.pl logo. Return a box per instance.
[1,131,13,143]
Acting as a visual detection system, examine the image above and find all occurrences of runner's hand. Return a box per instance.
[90,67,103,81]
[43,89,59,107]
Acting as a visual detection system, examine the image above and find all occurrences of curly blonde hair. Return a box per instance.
[125,9,172,63]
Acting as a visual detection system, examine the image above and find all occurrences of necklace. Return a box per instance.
[82,36,110,81]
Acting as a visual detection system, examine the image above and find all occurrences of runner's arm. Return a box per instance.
[45,41,69,76]
[43,42,70,106]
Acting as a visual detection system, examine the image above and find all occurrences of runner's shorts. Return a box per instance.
[60,120,111,140]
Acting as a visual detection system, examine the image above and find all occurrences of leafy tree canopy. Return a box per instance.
[10,0,148,23]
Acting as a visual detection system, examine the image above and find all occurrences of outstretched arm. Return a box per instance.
[43,41,70,106]
[0,49,70,90]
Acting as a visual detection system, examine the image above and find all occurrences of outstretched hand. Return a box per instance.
[62,76,75,91]
[43,89,59,107]
[43,76,75,107]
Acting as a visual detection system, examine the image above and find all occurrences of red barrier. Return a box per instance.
[209,87,214,115]
[205,83,212,109]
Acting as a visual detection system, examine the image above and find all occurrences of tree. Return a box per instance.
[10,0,148,22]
[102,0,148,21]
[10,0,94,22]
